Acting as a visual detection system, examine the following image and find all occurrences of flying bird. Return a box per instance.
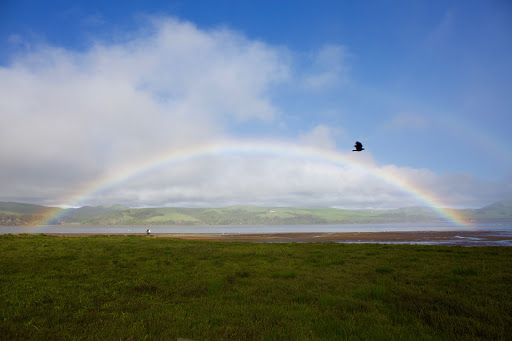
[353,141,364,152]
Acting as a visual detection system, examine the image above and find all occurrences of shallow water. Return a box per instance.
[2,221,512,234]
[2,222,512,246]
[334,237,512,247]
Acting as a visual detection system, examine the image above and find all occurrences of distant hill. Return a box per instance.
[1,200,512,226]
[48,205,128,225]
[464,200,512,222]
[0,202,58,214]
[0,202,126,226]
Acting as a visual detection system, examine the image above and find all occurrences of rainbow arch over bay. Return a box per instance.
[39,140,467,226]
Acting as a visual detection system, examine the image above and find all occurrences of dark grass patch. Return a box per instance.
[453,267,478,276]
[376,266,394,274]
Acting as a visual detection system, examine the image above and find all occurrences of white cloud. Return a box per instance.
[73,148,511,210]
[298,124,339,149]
[0,16,508,209]
[0,17,289,205]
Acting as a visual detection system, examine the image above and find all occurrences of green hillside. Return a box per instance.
[78,203,512,226]
[56,205,128,224]
[80,206,449,226]
[1,200,512,226]
[0,202,62,226]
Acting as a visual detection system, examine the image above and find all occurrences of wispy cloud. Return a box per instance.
[81,13,107,27]
[422,9,455,50]
[385,113,429,130]
[302,44,349,90]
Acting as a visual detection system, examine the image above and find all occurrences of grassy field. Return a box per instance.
[1,234,511,340]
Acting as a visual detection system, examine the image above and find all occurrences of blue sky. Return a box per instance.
[1,0,511,209]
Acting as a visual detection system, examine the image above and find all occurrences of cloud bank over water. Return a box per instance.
[1,16,510,209]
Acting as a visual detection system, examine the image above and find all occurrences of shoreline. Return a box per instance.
[41,230,512,245]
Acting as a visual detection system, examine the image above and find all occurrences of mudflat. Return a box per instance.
[44,230,512,245]
[156,230,512,244]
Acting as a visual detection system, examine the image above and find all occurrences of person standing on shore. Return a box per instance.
[146,228,151,237]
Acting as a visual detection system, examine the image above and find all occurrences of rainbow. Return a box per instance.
[38,140,467,226]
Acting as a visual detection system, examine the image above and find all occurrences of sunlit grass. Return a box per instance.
[1,234,511,339]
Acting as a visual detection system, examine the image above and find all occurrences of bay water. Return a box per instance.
[1,221,511,234]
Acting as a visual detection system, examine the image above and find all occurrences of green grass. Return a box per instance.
[1,234,511,340]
